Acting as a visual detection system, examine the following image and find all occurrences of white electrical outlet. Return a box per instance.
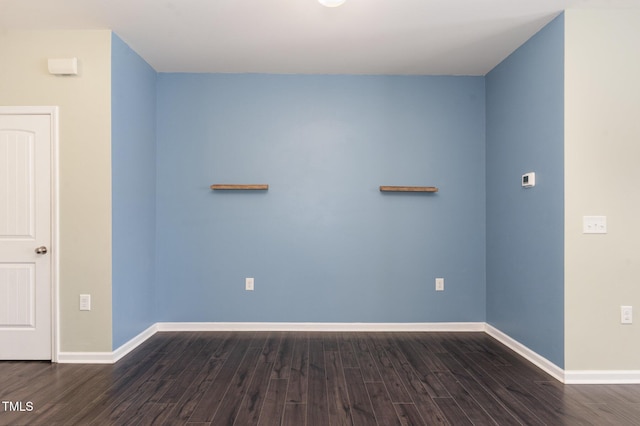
[79,294,91,311]
[435,278,444,291]
[246,277,254,291]
[621,306,633,324]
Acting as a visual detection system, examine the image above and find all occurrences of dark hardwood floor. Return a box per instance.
[1,331,640,425]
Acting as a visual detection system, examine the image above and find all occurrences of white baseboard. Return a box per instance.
[112,323,158,363]
[565,370,640,384]
[156,322,486,332]
[484,323,565,383]
[54,321,640,384]
[55,322,482,363]
[57,323,158,364]
[57,351,115,364]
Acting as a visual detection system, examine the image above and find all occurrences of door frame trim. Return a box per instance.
[0,106,59,362]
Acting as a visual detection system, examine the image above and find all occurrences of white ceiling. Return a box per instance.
[1,0,638,75]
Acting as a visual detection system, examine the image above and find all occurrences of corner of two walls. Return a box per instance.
[486,9,640,374]
[110,34,157,349]
[485,14,565,368]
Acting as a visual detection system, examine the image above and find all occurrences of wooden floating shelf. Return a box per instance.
[379,186,438,193]
[210,184,269,190]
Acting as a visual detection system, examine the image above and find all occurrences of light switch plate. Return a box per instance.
[583,216,607,234]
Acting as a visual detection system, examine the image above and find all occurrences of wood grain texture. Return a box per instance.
[2,331,640,425]
[210,184,269,190]
[379,186,438,192]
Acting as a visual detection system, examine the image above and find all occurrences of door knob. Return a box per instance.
[35,246,48,255]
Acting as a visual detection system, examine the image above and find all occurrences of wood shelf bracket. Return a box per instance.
[379,186,438,193]
[210,184,269,190]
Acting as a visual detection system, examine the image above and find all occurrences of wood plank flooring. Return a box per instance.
[1,331,640,425]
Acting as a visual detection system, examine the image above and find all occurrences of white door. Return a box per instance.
[0,112,52,360]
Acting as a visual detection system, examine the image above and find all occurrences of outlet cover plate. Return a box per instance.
[79,294,91,311]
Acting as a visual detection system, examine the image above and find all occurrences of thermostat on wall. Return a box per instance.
[522,172,535,188]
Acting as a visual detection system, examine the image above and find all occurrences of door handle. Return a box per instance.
[35,246,48,255]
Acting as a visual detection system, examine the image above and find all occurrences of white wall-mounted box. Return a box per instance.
[48,57,78,75]
[522,172,535,188]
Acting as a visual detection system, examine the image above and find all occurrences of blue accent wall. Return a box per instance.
[155,74,486,322]
[486,15,564,366]
[111,33,157,348]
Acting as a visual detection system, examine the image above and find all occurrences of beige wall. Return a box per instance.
[565,10,640,370]
[0,30,113,352]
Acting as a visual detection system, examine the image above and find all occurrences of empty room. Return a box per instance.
[1,0,639,424]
